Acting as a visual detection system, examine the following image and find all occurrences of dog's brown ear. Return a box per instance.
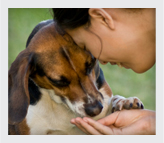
[8,50,33,125]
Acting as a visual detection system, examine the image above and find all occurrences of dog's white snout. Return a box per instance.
[87,94,94,104]
[86,92,104,103]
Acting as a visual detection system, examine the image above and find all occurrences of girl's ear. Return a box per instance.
[88,8,115,30]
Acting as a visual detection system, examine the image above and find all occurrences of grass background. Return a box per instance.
[8,8,156,110]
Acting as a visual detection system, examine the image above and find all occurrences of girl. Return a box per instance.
[52,8,155,135]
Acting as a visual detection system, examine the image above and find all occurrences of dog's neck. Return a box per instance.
[26,87,85,135]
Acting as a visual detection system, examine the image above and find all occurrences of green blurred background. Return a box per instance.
[8,8,156,110]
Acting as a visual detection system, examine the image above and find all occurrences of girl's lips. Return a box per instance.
[121,63,130,69]
[110,62,117,65]
[110,62,130,69]
[123,65,130,69]
[110,62,122,67]
[99,60,108,65]
[116,62,122,68]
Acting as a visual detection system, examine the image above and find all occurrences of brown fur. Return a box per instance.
[9,119,30,135]
[8,22,113,134]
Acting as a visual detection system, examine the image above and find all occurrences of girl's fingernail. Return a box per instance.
[83,117,88,123]
[70,119,75,124]
[75,119,80,124]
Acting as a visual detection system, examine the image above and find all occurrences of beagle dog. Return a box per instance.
[8,20,144,135]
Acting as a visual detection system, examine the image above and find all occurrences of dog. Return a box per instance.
[8,20,144,135]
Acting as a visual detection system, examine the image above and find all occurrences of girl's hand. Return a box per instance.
[70,109,155,135]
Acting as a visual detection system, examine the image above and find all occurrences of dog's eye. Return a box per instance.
[47,77,70,88]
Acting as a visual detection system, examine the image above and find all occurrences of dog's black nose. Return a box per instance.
[84,100,103,117]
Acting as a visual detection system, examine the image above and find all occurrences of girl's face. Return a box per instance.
[66,8,155,73]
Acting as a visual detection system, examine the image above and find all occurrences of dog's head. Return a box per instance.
[9,21,111,125]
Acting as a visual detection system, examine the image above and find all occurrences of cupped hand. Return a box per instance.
[70,109,155,135]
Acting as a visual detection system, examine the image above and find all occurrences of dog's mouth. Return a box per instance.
[55,94,103,117]
[66,97,104,118]
[48,89,105,118]
[62,99,103,118]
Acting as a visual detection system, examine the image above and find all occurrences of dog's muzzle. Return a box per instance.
[84,100,103,117]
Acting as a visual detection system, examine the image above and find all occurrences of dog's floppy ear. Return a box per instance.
[8,49,34,125]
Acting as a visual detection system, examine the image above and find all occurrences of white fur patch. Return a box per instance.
[86,94,94,104]
[65,97,77,113]
[112,95,125,106]
[47,89,63,104]
[26,87,112,134]
[47,89,86,116]
[110,95,143,111]
[40,20,48,23]
[26,88,84,135]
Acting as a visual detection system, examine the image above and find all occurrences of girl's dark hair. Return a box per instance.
[52,8,90,30]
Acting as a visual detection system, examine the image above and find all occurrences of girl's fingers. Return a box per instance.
[74,122,89,134]
[72,117,102,135]
[71,118,94,134]
[82,117,115,135]
[71,118,88,134]
[97,111,120,126]
[70,112,120,135]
